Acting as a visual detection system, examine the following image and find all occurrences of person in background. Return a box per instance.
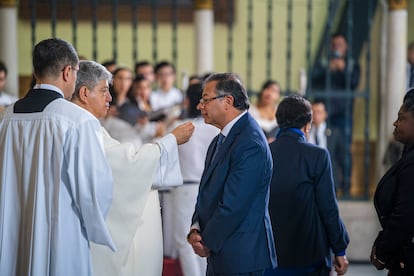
[135,60,155,85]
[170,83,219,276]
[71,60,195,276]
[188,73,277,275]
[311,33,360,198]
[151,61,184,259]
[406,42,414,90]
[0,38,115,275]
[309,100,346,197]
[131,75,153,113]
[101,59,117,74]
[249,80,281,142]
[0,61,18,109]
[266,95,349,276]
[151,60,183,113]
[371,89,414,276]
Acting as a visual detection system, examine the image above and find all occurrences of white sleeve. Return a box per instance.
[152,133,183,189]
[65,119,116,251]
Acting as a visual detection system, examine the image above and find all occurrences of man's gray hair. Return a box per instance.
[73,60,112,98]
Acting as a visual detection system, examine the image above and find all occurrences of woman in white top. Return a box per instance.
[250,80,281,142]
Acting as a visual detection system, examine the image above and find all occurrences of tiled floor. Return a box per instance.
[162,259,388,276]
[347,263,388,276]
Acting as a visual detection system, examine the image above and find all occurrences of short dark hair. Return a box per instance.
[277,95,312,129]
[402,88,414,116]
[134,61,152,72]
[32,38,79,79]
[101,60,116,68]
[186,83,203,118]
[154,61,175,74]
[112,66,132,78]
[331,32,346,41]
[204,73,250,111]
[0,61,7,76]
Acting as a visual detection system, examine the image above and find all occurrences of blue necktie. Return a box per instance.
[211,133,225,163]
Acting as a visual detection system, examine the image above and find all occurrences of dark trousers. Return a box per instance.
[263,262,329,276]
[206,266,265,276]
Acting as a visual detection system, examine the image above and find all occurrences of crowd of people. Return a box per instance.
[0,34,413,276]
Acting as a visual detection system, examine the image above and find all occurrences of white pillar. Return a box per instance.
[0,0,18,97]
[194,0,214,76]
[376,0,389,180]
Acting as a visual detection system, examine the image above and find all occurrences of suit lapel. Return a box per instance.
[199,113,248,188]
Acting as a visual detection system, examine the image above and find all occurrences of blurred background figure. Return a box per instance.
[311,33,360,198]
[170,83,219,276]
[131,75,153,113]
[406,41,414,90]
[135,60,155,85]
[309,100,346,198]
[151,61,183,114]
[0,61,18,111]
[249,80,281,143]
[101,60,117,74]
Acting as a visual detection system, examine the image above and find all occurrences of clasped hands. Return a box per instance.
[187,229,210,257]
[370,246,386,270]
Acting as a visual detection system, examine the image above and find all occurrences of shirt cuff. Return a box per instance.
[191,222,200,231]
[335,250,346,257]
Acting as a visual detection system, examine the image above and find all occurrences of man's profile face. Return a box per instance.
[87,79,112,118]
[0,71,7,92]
[197,81,227,129]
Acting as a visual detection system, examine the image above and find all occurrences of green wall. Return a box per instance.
[17,0,328,93]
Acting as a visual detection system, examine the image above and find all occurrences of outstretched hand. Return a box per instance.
[171,121,195,145]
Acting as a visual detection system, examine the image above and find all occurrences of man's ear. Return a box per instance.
[78,86,90,103]
[224,94,234,108]
[62,65,71,82]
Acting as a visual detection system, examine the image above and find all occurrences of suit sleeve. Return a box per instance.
[314,149,349,254]
[201,140,271,253]
[375,162,414,263]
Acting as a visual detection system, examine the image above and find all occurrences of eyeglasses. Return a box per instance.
[199,94,227,105]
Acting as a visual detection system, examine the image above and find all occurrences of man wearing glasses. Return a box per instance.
[0,38,115,275]
[187,73,277,275]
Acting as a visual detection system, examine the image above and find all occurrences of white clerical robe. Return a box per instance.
[91,129,182,276]
[0,99,115,276]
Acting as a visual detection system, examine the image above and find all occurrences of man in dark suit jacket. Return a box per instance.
[309,101,346,197]
[266,96,349,276]
[187,73,277,275]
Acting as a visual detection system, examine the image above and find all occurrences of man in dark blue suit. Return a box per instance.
[187,73,277,275]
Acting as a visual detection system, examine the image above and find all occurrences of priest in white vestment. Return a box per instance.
[0,39,115,276]
[71,60,194,276]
